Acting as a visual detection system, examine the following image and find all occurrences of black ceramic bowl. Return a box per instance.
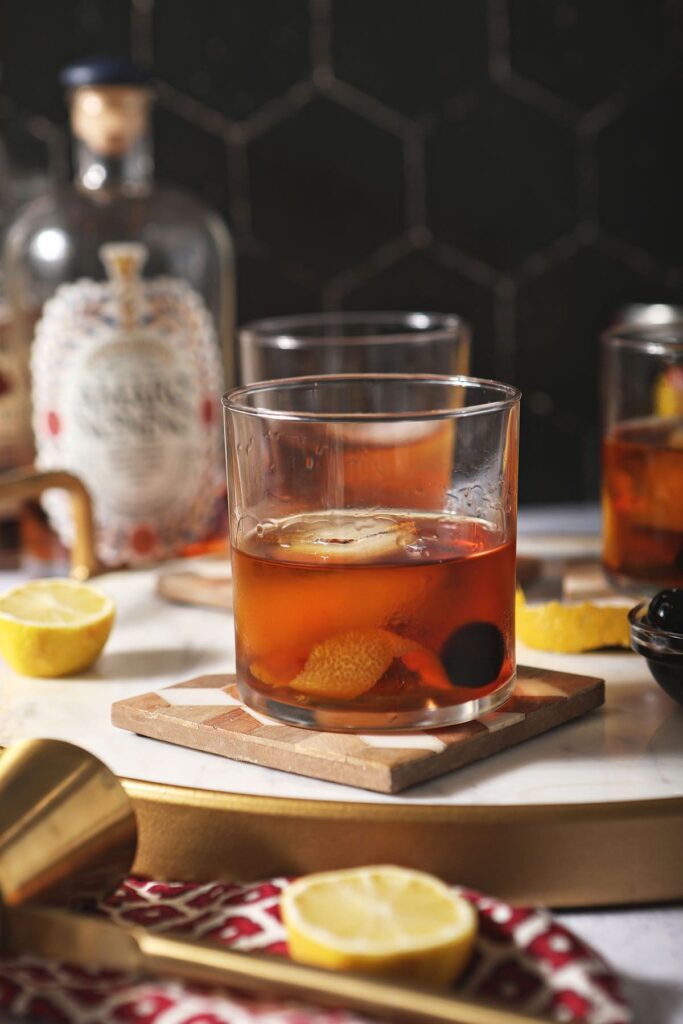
[629,602,683,706]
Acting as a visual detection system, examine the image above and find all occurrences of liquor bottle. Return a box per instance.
[4,57,235,567]
[0,137,33,566]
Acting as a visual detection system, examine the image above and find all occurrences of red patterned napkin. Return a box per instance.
[0,878,632,1024]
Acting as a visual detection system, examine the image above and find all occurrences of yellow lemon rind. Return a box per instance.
[516,592,630,653]
[0,579,115,677]
[281,865,478,987]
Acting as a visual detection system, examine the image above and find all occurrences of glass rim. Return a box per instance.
[223,373,521,423]
[602,322,683,355]
[239,311,468,349]
[615,303,683,328]
[629,601,683,651]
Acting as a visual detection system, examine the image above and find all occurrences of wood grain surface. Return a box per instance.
[112,667,604,794]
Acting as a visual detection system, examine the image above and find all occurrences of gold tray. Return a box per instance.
[3,470,681,908]
[126,779,683,908]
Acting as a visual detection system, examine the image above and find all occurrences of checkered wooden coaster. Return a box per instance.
[112,666,604,794]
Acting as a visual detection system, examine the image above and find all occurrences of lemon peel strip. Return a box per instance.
[250,628,457,698]
[288,628,420,699]
[516,590,630,652]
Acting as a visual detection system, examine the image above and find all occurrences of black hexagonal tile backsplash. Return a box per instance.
[341,247,497,381]
[598,81,683,265]
[332,0,488,117]
[426,87,578,271]
[249,96,404,275]
[516,247,680,501]
[508,0,674,112]
[153,0,310,120]
[0,0,131,122]
[1,0,682,503]
[154,107,230,218]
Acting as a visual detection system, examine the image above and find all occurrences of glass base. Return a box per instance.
[236,672,517,732]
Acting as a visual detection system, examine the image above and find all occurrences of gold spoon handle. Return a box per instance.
[4,905,553,1024]
[140,929,553,1024]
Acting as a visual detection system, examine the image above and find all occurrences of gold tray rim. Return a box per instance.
[3,753,681,906]
[123,775,683,823]
[5,738,678,819]
[125,776,683,908]
[4,736,677,820]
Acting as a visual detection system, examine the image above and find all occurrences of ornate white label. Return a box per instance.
[32,243,224,566]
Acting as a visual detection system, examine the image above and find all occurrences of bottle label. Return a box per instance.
[32,243,224,565]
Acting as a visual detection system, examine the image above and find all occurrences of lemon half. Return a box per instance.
[281,865,478,987]
[0,579,115,677]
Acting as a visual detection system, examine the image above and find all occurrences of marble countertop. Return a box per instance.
[0,556,680,809]
[555,906,683,1023]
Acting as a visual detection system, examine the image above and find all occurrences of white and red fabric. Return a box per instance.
[0,877,632,1024]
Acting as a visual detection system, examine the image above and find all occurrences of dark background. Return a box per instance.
[1,0,682,504]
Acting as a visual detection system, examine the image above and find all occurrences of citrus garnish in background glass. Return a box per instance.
[281,865,478,986]
[0,579,115,677]
[655,366,683,417]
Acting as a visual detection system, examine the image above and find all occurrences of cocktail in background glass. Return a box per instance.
[602,324,683,591]
[239,312,470,511]
[239,312,470,382]
[223,374,520,731]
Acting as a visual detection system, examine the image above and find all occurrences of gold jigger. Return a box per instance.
[0,738,137,908]
[0,739,551,1024]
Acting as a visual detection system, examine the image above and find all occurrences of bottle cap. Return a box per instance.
[60,56,150,91]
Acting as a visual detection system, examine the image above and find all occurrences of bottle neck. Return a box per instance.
[73,132,154,196]
[69,85,154,198]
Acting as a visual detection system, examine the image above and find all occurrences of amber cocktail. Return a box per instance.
[238,314,470,518]
[602,327,683,591]
[239,312,470,384]
[603,419,683,587]
[224,375,520,731]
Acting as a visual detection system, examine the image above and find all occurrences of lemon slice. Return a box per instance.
[0,579,115,677]
[273,513,416,564]
[516,590,630,653]
[281,866,477,986]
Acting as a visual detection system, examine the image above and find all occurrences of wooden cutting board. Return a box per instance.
[156,571,233,609]
[112,666,604,794]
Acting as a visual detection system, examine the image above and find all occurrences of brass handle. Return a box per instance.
[138,930,553,1024]
[3,903,555,1024]
[0,467,99,580]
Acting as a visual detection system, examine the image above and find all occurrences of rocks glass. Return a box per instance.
[239,312,470,383]
[602,324,683,591]
[223,374,520,731]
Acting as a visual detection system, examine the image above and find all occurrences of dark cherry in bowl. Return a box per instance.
[629,601,683,707]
